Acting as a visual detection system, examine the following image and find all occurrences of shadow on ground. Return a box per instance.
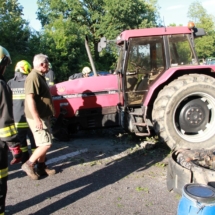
[7,128,171,214]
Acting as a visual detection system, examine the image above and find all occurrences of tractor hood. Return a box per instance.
[50,75,120,118]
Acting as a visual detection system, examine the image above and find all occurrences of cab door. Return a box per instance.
[124,36,165,106]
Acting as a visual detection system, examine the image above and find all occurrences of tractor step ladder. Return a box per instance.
[129,112,151,136]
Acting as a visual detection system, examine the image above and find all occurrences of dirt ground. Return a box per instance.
[6,128,180,215]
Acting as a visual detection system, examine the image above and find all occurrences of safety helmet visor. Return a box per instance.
[0,46,12,66]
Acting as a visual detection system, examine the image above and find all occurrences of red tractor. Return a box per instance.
[50,22,215,150]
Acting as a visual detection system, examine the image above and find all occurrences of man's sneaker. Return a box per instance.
[21,161,39,180]
[36,163,56,176]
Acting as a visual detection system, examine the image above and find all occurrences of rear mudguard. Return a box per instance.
[143,66,215,106]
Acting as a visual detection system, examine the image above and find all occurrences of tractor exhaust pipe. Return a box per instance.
[85,36,97,76]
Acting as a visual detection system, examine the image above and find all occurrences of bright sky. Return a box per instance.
[18,0,41,31]
[158,0,215,26]
[18,0,215,31]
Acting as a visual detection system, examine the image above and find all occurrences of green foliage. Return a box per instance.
[0,0,30,50]
[99,0,157,39]
[38,23,86,81]
[187,0,215,58]
[36,0,159,82]
[0,0,41,80]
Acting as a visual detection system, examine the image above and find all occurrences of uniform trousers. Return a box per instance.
[0,141,8,215]
[17,128,36,163]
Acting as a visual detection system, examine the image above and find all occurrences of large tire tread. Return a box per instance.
[152,74,215,150]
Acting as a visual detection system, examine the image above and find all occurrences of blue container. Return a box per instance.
[177,183,215,215]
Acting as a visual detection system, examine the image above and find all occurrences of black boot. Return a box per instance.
[36,162,56,176]
[21,151,30,164]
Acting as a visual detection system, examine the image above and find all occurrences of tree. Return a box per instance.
[0,0,34,80]
[36,0,159,81]
[187,0,215,58]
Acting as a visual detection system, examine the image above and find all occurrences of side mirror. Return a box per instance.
[193,28,206,38]
[98,37,107,52]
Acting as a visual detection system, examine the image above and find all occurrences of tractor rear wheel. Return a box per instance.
[152,74,215,150]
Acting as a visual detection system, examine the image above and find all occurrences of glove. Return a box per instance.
[9,146,22,165]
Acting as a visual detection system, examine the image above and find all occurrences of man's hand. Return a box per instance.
[9,146,22,165]
[35,117,43,130]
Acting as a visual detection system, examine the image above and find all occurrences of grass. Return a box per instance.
[175,194,182,200]
[135,186,149,193]
[154,162,167,168]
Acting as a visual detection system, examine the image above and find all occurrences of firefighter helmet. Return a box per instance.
[0,45,12,66]
[82,66,91,74]
[15,60,32,75]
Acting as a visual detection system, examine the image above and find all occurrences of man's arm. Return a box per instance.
[26,93,43,130]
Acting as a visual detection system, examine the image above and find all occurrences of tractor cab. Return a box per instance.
[111,26,203,108]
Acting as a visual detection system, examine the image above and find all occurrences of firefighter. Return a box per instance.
[45,62,55,86]
[7,60,37,164]
[0,45,22,214]
[68,66,91,80]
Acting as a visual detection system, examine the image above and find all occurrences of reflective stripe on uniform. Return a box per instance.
[49,82,54,86]
[13,94,25,100]
[0,167,8,179]
[15,122,28,128]
[0,125,17,138]
[20,146,28,152]
[31,148,36,153]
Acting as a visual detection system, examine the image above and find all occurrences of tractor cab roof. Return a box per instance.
[116,25,205,44]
